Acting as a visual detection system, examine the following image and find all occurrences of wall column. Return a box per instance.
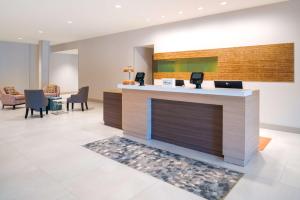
[38,40,50,88]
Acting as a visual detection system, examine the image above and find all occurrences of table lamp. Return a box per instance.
[122,66,135,85]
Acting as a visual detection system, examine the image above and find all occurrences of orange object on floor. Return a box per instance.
[259,136,272,151]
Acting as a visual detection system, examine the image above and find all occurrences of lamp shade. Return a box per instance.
[123,66,135,72]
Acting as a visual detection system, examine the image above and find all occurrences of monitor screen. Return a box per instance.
[191,72,204,81]
[191,72,203,80]
[176,80,185,86]
[190,72,204,89]
[135,72,145,81]
[214,81,243,89]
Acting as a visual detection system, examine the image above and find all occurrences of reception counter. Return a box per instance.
[117,84,259,166]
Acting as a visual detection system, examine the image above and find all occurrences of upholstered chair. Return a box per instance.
[43,84,60,97]
[67,86,89,112]
[24,90,49,119]
[0,87,25,109]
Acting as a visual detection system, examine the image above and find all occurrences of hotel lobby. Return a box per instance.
[0,0,300,200]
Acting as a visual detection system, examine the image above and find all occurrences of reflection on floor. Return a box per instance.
[0,102,300,200]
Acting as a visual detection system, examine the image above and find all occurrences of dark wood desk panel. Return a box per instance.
[103,91,122,129]
[152,99,223,157]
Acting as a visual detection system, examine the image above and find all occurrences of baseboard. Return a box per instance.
[88,98,103,103]
[260,123,300,134]
[60,91,78,95]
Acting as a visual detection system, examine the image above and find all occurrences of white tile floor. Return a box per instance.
[0,102,300,200]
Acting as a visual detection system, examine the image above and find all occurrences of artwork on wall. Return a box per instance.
[153,43,294,82]
[154,57,218,73]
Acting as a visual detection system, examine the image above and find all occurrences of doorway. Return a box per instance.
[133,45,154,85]
[49,49,79,94]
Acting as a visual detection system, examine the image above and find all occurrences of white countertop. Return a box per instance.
[117,84,253,97]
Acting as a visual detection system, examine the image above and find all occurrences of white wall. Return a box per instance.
[0,41,37,91]
[49,53,78,93]
[52,0,300,129]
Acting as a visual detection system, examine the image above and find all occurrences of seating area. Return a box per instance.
[0,85,90,119]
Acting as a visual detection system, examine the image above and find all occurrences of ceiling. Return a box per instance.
[0,0,287,45]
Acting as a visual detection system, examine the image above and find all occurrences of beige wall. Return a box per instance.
[52,0,300,130]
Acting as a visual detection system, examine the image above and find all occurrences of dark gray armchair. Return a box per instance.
[67,86,89,111]
[24,90,49,119]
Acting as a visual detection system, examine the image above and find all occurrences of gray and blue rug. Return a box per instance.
[84,136,243,200]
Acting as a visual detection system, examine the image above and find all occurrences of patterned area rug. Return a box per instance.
[84,136,243,200]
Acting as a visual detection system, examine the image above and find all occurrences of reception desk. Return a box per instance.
[117,84,259,166]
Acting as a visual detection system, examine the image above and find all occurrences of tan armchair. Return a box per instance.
[43,84,60,97]
[0,87,25,109]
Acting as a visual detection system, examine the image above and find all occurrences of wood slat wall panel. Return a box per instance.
[153,43,294,82]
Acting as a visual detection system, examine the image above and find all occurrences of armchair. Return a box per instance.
[0,87,25,109]
[24,90,49,119]
[43,84,60,97]
[67,86,89,111]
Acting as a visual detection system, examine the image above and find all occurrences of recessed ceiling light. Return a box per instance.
[38,30,44,34]
[115,4,122,8]
[178,11,183,15]
[17,37,23,40]
[198,7,204,10]
[161,15,165,18]
[67,20,73,24]
[220,1,228,6]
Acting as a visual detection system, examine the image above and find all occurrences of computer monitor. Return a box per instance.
[190,72,204,89]
[135,72,145,86]
[175,80,185,87]
[214,81,243,89]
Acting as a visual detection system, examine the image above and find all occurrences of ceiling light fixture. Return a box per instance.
[161,15,165,18]
[38,30,44,34]
[198,7,204,10]
[220,1,228,6]
[115,4,122,8]
[17,37,23,40]
[178,11,183,15]
[67,20,73,24]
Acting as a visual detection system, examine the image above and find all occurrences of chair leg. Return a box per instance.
[2,105,4,109]
[40,108,43,118]
[13,105,16,110]
[81,103,84,111]
[67,102,69,111]
[25,108,29,119]
[31,109,33,116]
[72,103,74,110]
[85,102,88,110]
[46,106,49,115]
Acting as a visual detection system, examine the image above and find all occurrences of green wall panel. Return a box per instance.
[154,57,218,72]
